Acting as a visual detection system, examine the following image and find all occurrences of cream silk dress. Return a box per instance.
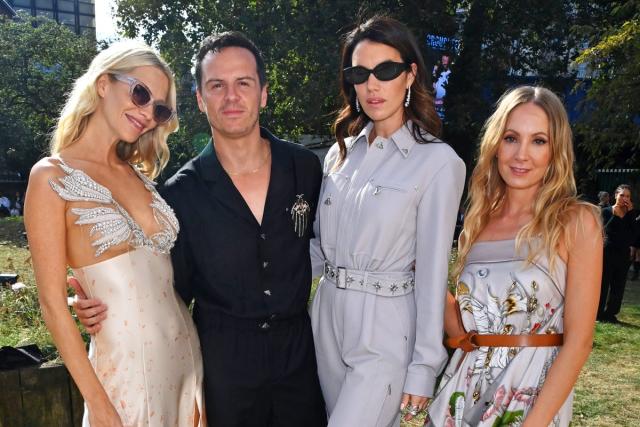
[50,160,204,427]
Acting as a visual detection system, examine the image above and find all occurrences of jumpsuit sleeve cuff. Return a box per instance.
[402,369,436,398]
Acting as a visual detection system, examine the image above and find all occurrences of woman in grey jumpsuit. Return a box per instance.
[310,16,465,426]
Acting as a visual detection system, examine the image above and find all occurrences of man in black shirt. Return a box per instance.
[598,184,638,323]
[73,32,326,426]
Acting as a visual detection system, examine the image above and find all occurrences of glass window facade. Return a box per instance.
[34,0,52,8]
[57,0,74,12]
[78,14,93,27]
[57,11,74,24]
[78,2,92,14]
[36,9,53,18]
[7,0,95,37]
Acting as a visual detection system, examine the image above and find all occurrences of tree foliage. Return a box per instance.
[115,0,459,175]
[574,0,640,169]
[443,0,605,172]
[114,0,616,184]
[1,2,628,192]
[0,13,96,177]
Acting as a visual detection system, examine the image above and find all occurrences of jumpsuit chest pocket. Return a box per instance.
[318,172,350,245]
[365,179,413,203]
[369,181,408,196]
[359,179,415,230]
[320,172,350,208]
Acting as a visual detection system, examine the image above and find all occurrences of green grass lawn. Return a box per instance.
[2,218,638,425]
[572,282,640,427]
[0,217,55,357]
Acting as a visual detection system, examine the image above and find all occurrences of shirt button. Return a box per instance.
[260,233,267,240]
[270,314,277,320]
[259,321,270,330]
[263,261,269,269]
[264,289,271,296]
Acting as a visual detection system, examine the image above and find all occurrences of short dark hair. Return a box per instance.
[194,31,267,91]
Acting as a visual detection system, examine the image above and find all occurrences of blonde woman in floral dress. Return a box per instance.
[426,86,602,427]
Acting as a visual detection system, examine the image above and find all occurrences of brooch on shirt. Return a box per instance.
[291,194,310,238]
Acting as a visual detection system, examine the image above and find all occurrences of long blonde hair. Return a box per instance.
[455,86,597,277]
[51,40,178,179]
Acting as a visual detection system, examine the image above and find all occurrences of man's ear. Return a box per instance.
[260,83,268,109]
[196,90,206,113]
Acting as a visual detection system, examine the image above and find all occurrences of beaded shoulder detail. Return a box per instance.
[48,160,179,257]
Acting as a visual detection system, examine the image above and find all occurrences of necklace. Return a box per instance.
[223,146,271,176]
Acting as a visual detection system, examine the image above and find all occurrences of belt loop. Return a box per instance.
[336,267,347,289]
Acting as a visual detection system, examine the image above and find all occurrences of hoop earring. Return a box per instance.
[404,87,411,107]
[355,97,361,112]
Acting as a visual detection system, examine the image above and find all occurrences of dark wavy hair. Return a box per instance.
[333,15,442,163]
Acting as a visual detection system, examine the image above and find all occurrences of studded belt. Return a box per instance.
[323,261,415,297]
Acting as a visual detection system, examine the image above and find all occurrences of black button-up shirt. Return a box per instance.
[160,128,322,324]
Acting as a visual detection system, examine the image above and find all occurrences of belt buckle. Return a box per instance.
[336,267,347,289]
[460,330,479,352]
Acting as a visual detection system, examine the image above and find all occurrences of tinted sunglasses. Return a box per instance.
[343,61,410,85]
[111,74,175,124]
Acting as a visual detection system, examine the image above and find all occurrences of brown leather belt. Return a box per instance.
[445,330,564,352]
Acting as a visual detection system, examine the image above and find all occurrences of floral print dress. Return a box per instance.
[426,239,571,427]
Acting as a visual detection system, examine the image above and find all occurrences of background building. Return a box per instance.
[0,0,16,16]
[7,0,95,37]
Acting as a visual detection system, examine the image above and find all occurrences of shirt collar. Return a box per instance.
[198,127,290,182]
[347,121,418,158]
[345,122,373,152]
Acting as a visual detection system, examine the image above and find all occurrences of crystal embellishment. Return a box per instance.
[49,160,179,257]
[477,268,489,278]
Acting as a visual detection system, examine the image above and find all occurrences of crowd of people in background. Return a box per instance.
[0,191,23,217]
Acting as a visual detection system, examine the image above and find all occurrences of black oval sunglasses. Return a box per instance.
[343,61,410,85]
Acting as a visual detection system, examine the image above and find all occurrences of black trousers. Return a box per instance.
[196,311,327,427]
[598,248,631,319]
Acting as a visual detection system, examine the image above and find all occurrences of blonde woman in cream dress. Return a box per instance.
[25,42,203,427]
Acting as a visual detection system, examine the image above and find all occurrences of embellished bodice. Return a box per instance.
[49,160,179,257]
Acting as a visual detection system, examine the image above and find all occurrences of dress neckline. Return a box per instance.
[55,157,162,241]
[50,157,179,257]
[467,237,567,270]
[473,237,517,244]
